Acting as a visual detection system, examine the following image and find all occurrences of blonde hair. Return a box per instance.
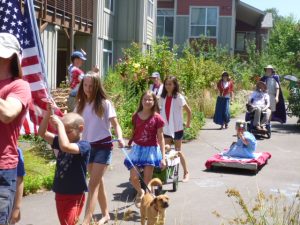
[61,112,84,129]
[76,71,108,118]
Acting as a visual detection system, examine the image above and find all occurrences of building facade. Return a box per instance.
[157,0,272,54]
[34,0,157,89]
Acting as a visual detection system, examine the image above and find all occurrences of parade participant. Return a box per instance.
[247,81,271,131]
[76,71,125,225]
[0,33,31,225]
[260,65,286,123]
[38,103,90,225]
[124,90,166,208]
[213,71,234,129]
[149,72,163,97]
[160,76,191,182]
[223,120,257,159]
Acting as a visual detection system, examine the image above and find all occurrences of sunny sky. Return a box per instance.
[242,0,300,19]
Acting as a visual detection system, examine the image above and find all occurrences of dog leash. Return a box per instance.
[120,147,154,194]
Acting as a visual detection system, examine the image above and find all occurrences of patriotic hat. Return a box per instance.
[71,51,87,61]
[0,33,21,59]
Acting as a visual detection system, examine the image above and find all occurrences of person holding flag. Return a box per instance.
[0,33,31,225]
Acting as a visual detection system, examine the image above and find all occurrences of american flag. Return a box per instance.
[0,0,62,134]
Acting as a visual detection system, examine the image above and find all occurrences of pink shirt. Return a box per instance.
[0,78,31,169]
[132,113,165,146]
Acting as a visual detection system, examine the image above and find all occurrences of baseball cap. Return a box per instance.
[0,33,21,59]
[71,51,87,60]
[150,72,160,79]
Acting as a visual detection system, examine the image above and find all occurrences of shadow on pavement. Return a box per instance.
[201,128,223,131]
[203,167,260,176]
[271,123,300,134]
[112,182,136,203]
[93,207,140,223]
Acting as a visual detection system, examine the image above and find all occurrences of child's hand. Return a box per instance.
[10,208,20,224]
[118,138,125,148]
[160,158,166,170]
[42,98,55,115]
[49,115,63,128]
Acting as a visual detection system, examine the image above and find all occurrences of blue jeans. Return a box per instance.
[0,168,17,224]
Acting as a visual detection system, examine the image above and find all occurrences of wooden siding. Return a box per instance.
[40,24,58,89]
[218,16,232,49]
[34,0,93,33]
[177,0,232,16]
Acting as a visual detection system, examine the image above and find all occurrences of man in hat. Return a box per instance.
[149,72,163,97]
[247,81,271,131]
[260,65,286,123]
[0,33,31,225]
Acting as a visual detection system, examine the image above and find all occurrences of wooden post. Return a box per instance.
[70,0,75,56]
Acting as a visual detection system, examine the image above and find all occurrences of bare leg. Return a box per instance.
[130,168,144,208]
[82,163,108,225]
[143,166,154,192]
[174,140,189,182]
[97,175,110,224]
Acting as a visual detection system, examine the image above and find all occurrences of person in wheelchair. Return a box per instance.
[247,81,271,131]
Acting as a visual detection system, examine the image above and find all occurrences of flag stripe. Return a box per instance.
[22,73,43,83]
[21,55,39,67]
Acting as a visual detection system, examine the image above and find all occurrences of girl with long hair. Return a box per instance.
[77,71,125,225]
[160,76,192,182]
[124,90,166,208]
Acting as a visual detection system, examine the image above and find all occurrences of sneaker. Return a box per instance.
[134,189,145,208]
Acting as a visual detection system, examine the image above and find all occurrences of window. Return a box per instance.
[157,9,174,48]
[235,32,256,51]
[105,0,114,13]
[147,0,154,19]
[103,40,113,76]
[190,7,217,38]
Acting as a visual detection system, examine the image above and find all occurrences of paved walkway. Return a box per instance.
[20,116,300,225]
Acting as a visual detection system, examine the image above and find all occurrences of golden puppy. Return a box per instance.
[140,178,169,225]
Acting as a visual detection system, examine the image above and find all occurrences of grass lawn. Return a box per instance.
[23,146,55,195]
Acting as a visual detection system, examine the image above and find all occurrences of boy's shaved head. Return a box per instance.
[61,112,84,128]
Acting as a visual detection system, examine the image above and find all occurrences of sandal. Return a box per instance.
[134,189,145,208]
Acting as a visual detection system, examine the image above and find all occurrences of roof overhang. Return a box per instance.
[237,1,265,27]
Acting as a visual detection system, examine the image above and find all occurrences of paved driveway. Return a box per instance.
[20,116,300,225]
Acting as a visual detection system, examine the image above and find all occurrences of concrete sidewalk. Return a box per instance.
[20,116,300,225]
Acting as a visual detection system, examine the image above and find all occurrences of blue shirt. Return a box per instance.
[52,136,90,194]
[225,131,257,159]
[17,148,25,177]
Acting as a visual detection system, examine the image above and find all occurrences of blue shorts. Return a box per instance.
[0,168,17,224]
[17,148,26,177]
[164,130,184,140]
[89,148,112,165]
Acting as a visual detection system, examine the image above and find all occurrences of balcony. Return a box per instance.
[34,0,93,34]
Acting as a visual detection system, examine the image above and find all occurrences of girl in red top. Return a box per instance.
[213,71,234,129]
[124,90,166,208]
